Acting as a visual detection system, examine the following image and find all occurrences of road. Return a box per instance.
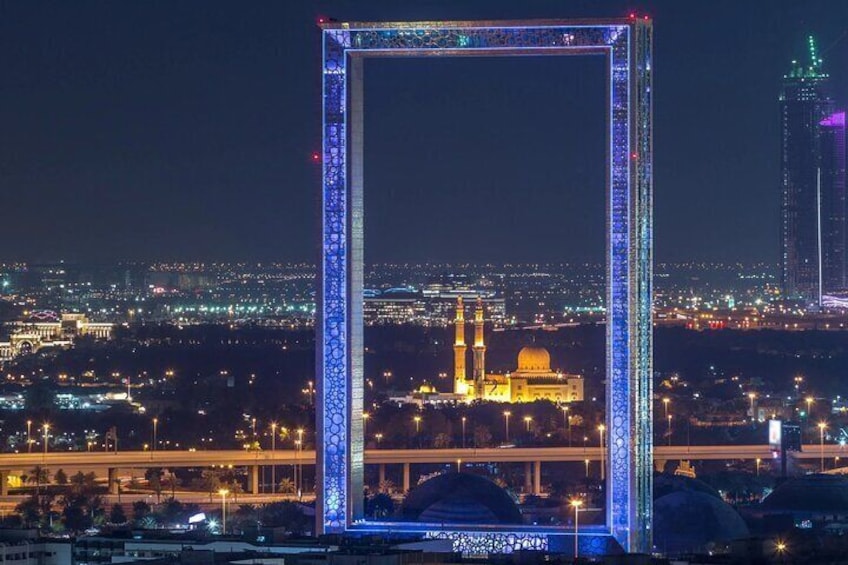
[2,444,842,473]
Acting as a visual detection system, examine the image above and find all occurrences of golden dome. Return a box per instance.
[419,383,436,394]
[516,346,552,373]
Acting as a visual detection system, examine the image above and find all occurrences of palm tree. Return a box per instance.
[201,470,221,502]
[163,472,179,498]
[228,481,245,503]
[27,466,50,497]
[277,477,296,495]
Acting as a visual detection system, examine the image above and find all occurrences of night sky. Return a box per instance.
[1,1,847,263]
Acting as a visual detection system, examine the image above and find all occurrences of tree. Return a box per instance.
[109,504,127,525]
[15,495,42,527]
[27,466,50,497]
[62,503,91,532]
[132,500,151,523]
[200,469,221,501]
[365,492,394,519]
[70,471,97,496]
[54,469,68,486]
[145,468,163,503]
[158,498,185,525]
[227,480,245,503]
[433,432,453,448]
[473,425,493,448]
[259,501,309,535]
[277,477,296,494]
[163,472,180,498]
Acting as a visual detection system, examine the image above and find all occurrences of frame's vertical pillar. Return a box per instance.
[318,29,351,535]
[606,26,633,552]
[630,20,654,554]
[347,54,366,524]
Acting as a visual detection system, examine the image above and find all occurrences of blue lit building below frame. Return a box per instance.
[318,18,653,554]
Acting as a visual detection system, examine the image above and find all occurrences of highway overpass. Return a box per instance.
[1,444,842,496]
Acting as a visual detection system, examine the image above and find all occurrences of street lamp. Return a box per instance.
[413,416,422,434]
[756,458,761,476]
[218,488,229,534]
[570,499,583,560]
[562,406,572,447]
[294,439,302,497]
[456,459,462,473]
[748,392,756,421]
[375,433,383,446]
[270,422,277,494]
[42,423,49,455]
[598,424,606,481]
[296,428,305,496]
[819,422,828,472]
[806,397,814,418]
[152,418,158,452]
[584,458,589,478]
[524,416,532,433]
[775,540,787,562]
[667,414,673,446]
[362,413,369,437]
[503,411,511,442]
[662,397,670,420]
[26,420,32,453]
[461,416,467,448]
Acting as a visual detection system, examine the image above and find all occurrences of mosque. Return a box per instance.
[451,296,583,403]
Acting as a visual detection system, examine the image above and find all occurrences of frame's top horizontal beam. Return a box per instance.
[319,17,651,32]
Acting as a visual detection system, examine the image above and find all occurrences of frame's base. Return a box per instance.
[337,525,624,556]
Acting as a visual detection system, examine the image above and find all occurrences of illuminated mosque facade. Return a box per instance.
[452,297,583,403]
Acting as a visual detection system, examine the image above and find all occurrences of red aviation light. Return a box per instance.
[311,151,321,163]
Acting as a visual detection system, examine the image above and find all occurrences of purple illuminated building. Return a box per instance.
[820,111,847,294]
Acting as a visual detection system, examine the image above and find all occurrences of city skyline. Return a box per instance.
[0,1,847,263]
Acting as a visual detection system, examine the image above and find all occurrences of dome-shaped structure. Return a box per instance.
[761,474,848,513]
[653,473,722,501]
[418,383,436,394]
[516,346,551,373]
[400,472,522,525]
[653,491,749,555]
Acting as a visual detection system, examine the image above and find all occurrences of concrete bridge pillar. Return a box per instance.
[402,463,410,493]
[524,462,532,493]
[654,459,667,473]
[533,461,542,495]
[248,465,260,495]
[0,470,9,496]
[108,468,119,495]
[378,464,386,488]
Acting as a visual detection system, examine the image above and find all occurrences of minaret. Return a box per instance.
[472,297,486,399]
[453,296,468,396]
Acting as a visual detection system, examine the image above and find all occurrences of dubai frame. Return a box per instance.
[317,18,653,555]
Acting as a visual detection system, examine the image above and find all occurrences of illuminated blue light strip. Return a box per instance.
[319,21,652,553]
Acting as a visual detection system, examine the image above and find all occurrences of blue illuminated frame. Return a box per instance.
[318,19,653,554]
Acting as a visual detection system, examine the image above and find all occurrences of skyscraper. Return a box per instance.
[821,111,847,293]
[780,36,846,304]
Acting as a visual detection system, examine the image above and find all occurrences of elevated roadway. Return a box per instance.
[1,444,840,495]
